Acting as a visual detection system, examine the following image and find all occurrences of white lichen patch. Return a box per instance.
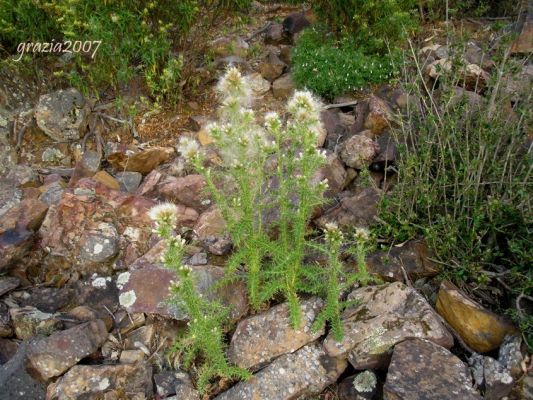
[93,243,104,255]
[92,276,111,288]
[97,377,110,391]
[353,370,377,393]
[116,272,130,289]
[119,290,137,308]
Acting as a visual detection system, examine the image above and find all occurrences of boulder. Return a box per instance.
[383,339,482,400]
[247,72,271,96]
[435,280,517,353]
[228,297,324,370]
[272,73,295,99]
[216,342,347,400]
[260,51,286,82]
[34,88,89,142]
[324,282,453,369]
[339,133,379,169]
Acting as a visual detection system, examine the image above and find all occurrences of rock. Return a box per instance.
[435,280,517,353]
[5,165,39,188]
[501,64,533,103]
[117,264,248,321]
[315,188,380,231]
[157,174,210,212]
[462,63,490,91]
[0,276,20,297]
[260,51,287,82]
[312,152,347,198]
[247,72,271,96]
[92,170,120,190]
[0,178,22,218]
[79,221,119,264]
[68,150,101,187]
[17,286,74,313]
[34,88,89,142]
[383,339,481,400]
[211,36,249,57]
[10,307,62,340]
[124,324,155,350]
[446,86,483,109]
[420,44,449,60]
[26,319,108,380]
[46,362,153,399]
[39,181,65,206]
[373,131,398,167]
[469,354,514,400]
[426,58,452,79]
[0,342,46,400]
[498,334,524,379]
[514,372,533,399]
[216,342,346,400]
[107,147,174,174]
[0,228,33,272]
[282,11,311,36]
[228,297,324,370]
[114,171,142,192]
[135,169,162,197]
[154,370,198,399]
[264,23,290,45]
[363,95,393,135]
[279,44,292,65]
[338,371,378,400]
[324,282,453,369]
[511,2,533,54]
[188,115,211,132]
[321,110,350,151]
[339,133,379,169]
[365,239,440,282]
[0,338,18,364]
[0,197,48,235]
[193,206,231,255]
[0,303,12,337]
[119,349,145,364]
[272,73,295,99]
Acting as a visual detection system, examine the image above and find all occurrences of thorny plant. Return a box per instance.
[148,203,250,395]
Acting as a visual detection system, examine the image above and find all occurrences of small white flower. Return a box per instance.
[354,227,370,241]
[148,203,179,225]
[177,136,200,160]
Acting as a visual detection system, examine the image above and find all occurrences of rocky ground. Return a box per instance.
[0,2,532,400]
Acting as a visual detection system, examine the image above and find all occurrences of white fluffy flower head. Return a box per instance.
[177,136,200,160]
[217,66,251,107]
[148,202,179,225]
[287,90,322,122]
[354,227,370,242]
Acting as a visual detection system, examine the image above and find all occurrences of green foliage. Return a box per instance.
[376,46,532,347]
[313,0,418,53]
[292,27,400,100]
[148,204,250,394]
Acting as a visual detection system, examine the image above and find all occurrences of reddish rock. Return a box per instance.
[135,169,162,197]
[107,147,174,174]
[260,51,286,82]
[312,152,347,198]
[364,95,393,135]
[0,198,48,235]
[193,206,231,255]
[68,150,101,187]
[157,174,210,212]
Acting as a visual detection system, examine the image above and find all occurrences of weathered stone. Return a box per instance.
[247,72,271,96]
[366,239,440,282]
[79,221,119,264]
[115,171,143,193]
[228,297,324,370]
[272,73,295,99]
[34,88,89,142]
[383,339,481,400]
[17,286,74,313]
[157,174,210,212]
[321,110,350,151]
[0,338,18,364]
[462,63,490,91]
[315,188,380,231]
[135,169,162,197]
[373,131,398,167]
[0,228,33,272]
[324,282,453,369]
[279,45,292,65]
[119,349,145,364]
[0,342,46,400]
[0,276,19,297]
[124,324,155,350]
[498,334,524,379]
[264,23,290,45]
[469,354,514,400]
[260,51,286,82]
[46,362,153,400]
[216,342,347,400]
[364,95,393,135]
[420,44,449,60]
[39,181,65,206]
[501,64,533,103]
[26,319,108,380]
[107,147,173,174]
[5,165,39,188]
[0,198,48,236]
[338,371,378,400]
[0,303,12,337]
[117,264,247,321]
[312,152,347,198]
[426,58,453,80]
[92,170,120,190]
[339,133,379,169]
[10,307,62,340]
[0,179,22,218]
[211,36,249,57]
[436,280,517,353]
[193,206,231,255]
[69,150,101,187]
[154,370,198,399]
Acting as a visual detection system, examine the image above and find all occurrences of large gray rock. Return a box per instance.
[383,339,481,400]
[216,342,347,400]
[324,282,453,369]
[34,88,89,142]
[228,297,324,370]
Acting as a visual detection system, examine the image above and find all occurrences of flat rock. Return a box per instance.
[107,147,173,174]
[272,73,295,100]
[157,174,210,212]
[383,338,481,400]
[324,282,453,369]
[117,264,248,321]
[216,342,347,400]
[228,297,324,370]
[46,362,153,400]
[247,72,271,96]
[0,276,20,297]
[436,280,517,353]
[115,171,142,193]
[366,239,440,282]
[26,319,108,380]
[34,88,89,142]
[10,307,62,340]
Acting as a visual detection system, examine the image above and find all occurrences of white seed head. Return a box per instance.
[177,136,200,160]
[354,227,370,242]
[148,202,179,225]
[287,90,322,122]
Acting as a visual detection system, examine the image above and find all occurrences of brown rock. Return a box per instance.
[0,228,33,272]
[216,342,347,400]
[0,198,48,235]
[210,36,249,58]
[107,147,173,174]
[383,339,482,400]
[92,170,120,190]
[247,72,271,96]
[46,362,153,399]
[228,297,324,370]
[511,3,533,54]
[272,73,295,99]
[193,206,231,255]
[264,23,290,45]
[366,239,440,282]
[157,174,210,212]
[27,319,108,380]
[436,281,517,353]
[312,152,347,198]
[68,150,101,187]
[324,282,453,369]
[10,307,62,340]
[364,95,393,135]
[339,133,379,169]
[260,51,287,82]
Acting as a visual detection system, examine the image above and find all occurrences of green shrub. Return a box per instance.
[292,27,400,100]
